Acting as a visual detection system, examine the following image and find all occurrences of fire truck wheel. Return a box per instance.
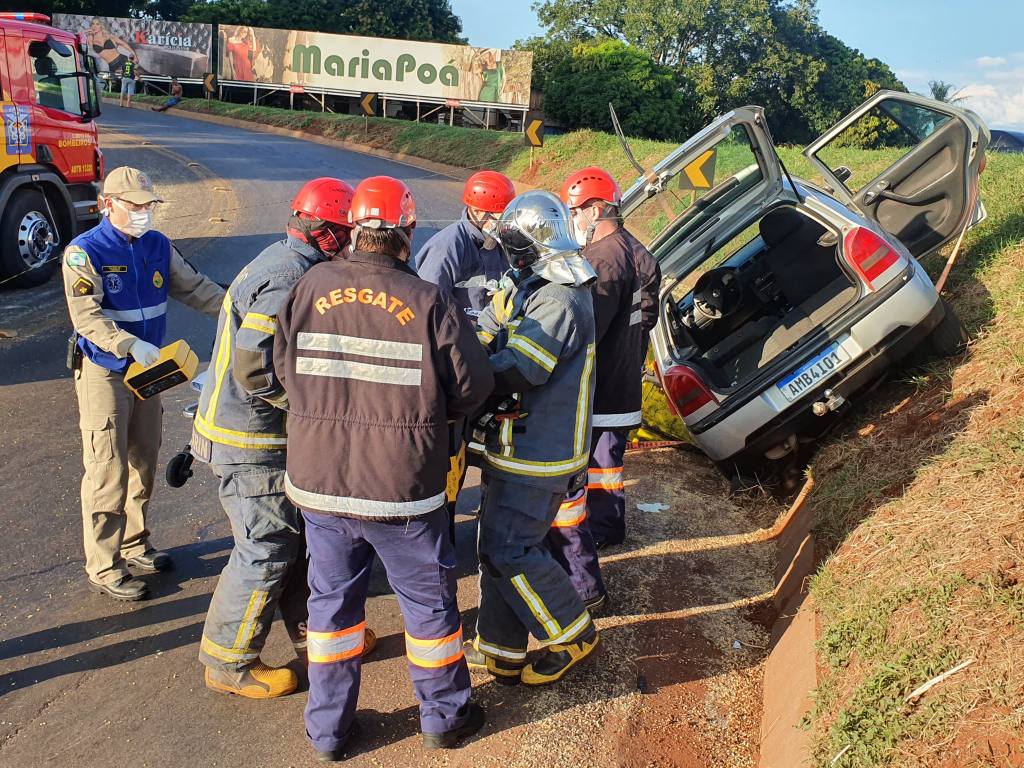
[1,189,63,289]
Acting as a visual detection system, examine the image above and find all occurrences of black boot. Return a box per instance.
[88,575,148,601]
[422,703,486,749]
[315,720,361,762]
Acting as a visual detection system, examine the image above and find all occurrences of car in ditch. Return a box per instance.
[621,90,990,480]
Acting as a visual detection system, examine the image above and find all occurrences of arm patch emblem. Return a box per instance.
[72,277,95,296]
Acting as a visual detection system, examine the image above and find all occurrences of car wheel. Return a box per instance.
[927,297,969,358]
[0,189,65,289]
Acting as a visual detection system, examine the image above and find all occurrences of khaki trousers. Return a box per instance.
[74,357,162,584]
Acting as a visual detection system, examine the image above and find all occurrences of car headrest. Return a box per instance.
[759,207,803,247]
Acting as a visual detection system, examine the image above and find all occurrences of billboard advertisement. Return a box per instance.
[219,25,533,107]
[53,15,213,80]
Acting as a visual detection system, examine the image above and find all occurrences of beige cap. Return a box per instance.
[102,166,164,205]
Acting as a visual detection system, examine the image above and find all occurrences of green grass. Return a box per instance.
[804,151,1024,767]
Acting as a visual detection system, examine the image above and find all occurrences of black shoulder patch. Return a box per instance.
[72,277,95,296]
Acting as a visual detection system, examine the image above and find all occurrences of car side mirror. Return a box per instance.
[833,166,853,184]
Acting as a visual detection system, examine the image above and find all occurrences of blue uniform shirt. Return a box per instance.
[414,209,508,312]
[71,217,172,372]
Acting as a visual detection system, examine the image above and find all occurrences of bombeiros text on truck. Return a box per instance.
[0,12,103,288]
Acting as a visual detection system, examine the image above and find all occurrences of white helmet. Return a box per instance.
[494,191,597,287]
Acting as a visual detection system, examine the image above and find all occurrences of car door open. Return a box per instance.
[804,90,989,258]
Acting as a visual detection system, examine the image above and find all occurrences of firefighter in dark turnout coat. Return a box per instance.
[273,176,493,761]
[549,168,661,608]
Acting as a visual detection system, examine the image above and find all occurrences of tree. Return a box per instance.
[530,0,905,144]
[537,38,698,141]
[184,0,464,42]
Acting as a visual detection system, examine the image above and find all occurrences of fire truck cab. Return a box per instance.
[0,12,102,288]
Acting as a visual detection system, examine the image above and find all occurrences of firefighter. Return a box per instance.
[464,190,601,686]
[415,171,516,540]
[193,178,377,699]
[415,170,516,313]
[273,176,494,760]
[557,167,662,552]
[62,166,224,601]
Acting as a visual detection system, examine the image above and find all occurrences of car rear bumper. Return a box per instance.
[694,267,943,464]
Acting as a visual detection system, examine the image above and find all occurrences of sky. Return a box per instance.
[449,0,1024,130]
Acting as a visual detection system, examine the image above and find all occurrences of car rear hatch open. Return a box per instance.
[620,106,794,279]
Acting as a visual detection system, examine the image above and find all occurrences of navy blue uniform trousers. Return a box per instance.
[302,507,471,754]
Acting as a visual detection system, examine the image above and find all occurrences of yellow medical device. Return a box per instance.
[125,340,199,399]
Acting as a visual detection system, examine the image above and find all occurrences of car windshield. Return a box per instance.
[625,123,766,258]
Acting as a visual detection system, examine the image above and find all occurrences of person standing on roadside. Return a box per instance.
[464,191,601,687]
[62,167,224,601]
[119,53,137,108]
[274,176,493,761]
[194,178,379,700]
[415,171,516,314]
[415,170,517,539]
[556,167,661,553]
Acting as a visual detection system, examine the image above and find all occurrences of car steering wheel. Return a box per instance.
[693,267,745,320]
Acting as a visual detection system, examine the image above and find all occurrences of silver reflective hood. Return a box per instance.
[495,190,596,286]
[532,251,597,287]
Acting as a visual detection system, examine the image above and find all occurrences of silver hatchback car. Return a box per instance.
[621,91,989,478]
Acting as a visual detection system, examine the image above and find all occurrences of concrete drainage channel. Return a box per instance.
[757,477,819,768]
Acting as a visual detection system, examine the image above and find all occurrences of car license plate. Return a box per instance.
[777,344,849,403]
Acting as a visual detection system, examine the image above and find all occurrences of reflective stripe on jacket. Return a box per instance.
[273,249,494,521]
[476,274,596,490]
[192,237,321,464]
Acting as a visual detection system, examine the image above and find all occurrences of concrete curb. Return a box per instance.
[757,481,820,768]
[100,98,534,193]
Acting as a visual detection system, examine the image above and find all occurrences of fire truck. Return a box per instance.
[0,12,102,288]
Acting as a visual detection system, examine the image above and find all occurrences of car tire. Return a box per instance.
[927,297,969,358]
[0,189,63,289]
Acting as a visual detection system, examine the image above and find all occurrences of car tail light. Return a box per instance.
[95,147,105,180]
[843,226,900,291]
[661,363,717,419]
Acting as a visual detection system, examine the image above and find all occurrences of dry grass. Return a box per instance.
[805,152,1024,767]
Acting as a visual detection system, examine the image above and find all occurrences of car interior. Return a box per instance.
[664,205,859,390]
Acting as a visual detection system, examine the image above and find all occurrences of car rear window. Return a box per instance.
[625,123,764,255]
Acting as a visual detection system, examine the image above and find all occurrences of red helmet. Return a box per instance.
[560,167,621,209]
[348,176,417,229]
[463,170,516,214]
[291,177,355,228]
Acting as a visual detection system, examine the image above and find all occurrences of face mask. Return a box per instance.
[572,208,595,247]
[112,199,153,238]
[312,226,346,257]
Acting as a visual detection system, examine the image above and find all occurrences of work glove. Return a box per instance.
[130,338,161,367]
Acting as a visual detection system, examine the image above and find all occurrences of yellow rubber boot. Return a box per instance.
[463,639,524,685]
[204,661,298,699]
[521,628,600,686]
